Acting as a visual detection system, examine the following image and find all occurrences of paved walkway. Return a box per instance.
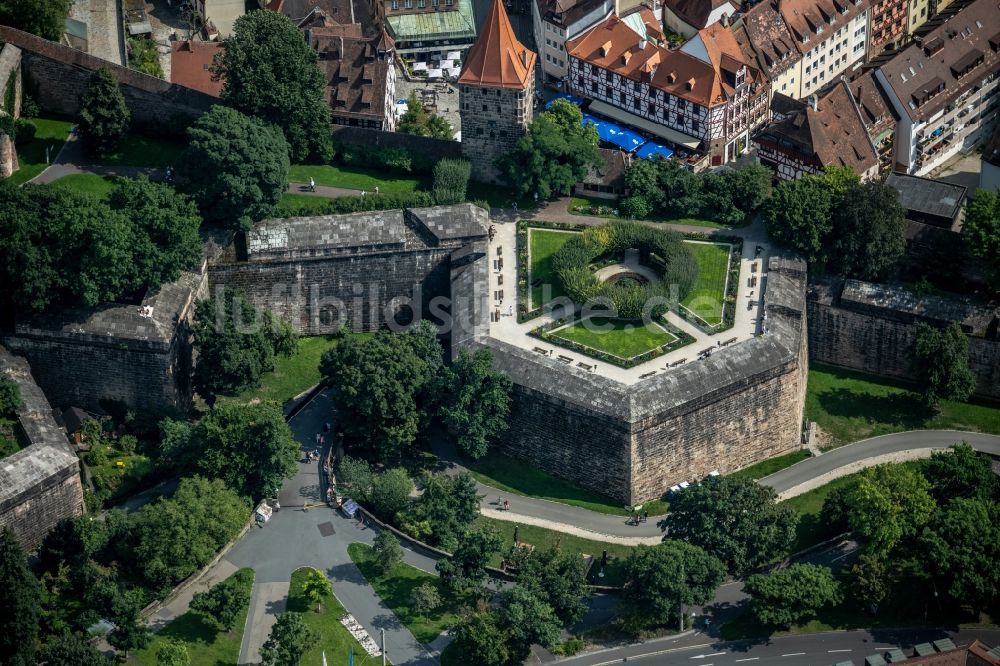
[31,134,159,184]
[287,181,366,198]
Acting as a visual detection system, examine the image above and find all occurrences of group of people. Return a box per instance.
[497,496,511,511]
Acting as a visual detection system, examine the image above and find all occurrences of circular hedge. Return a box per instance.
[550,221,698,319]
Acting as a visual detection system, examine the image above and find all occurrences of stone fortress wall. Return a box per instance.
[455,256,809,504]
[808,277,1000,400]
[0,346,84,551]
[0,26,215,130]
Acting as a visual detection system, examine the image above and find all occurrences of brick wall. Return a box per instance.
[0,466,84,551]
[0,26,214,130]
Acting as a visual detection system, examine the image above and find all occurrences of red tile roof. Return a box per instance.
[666,0,736,31]
[458,0,536,88]
[170,40,224,97]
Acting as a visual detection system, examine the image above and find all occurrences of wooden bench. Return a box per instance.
[669,358,687,367]
[640,371,657,379]
[723,337,738,346]
[557,355,573,364]
[576,362,594,372]
[532,347,549,355]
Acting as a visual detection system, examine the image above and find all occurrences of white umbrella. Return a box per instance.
[427,68,444,79]
[446,50,461,60]
[441,59,454,68]
[412,61,427,71]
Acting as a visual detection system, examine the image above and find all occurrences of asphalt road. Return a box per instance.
[560,628,1000,666]
[760,431,1000,495]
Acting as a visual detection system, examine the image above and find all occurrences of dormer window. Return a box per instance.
[686,77,695,91]
[601,40,612,57]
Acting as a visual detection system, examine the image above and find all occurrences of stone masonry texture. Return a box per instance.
[0,347,84,552]
[459,80,534,183]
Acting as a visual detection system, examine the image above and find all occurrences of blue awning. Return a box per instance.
[636,142,674,160]
[581,113,644,152]
[545,93,585,109]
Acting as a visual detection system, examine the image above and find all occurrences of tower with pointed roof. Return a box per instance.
[458,0,536,182]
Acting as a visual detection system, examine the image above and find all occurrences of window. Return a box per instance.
[391,0,398,8]
[482,104,488,111]
[559,59,564,67]
[648,102,655,113]
[675,113,683,124]
[662,107,668,118]
[417,0,424,7]
[619,91,625,104]
[606,85,612,96]
[693,120,700,132]
[634,97,640,109]
[591,81,597,92]
[404,0,411,7]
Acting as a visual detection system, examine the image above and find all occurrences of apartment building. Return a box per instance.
[567,12,768,165]
[533,0,614,84]
[847,69,895,173]
[874,0,1000,174]
[734,1,803,99]
[312,26,398,130]
[868,0,907,56]
[663,0,738,39]
[373,0,477,59]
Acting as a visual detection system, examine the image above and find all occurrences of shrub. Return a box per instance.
[410,582,441,615]
[13,118,36,143]
[336,142,434,173]
[373,531,403,575]
[117,434,139,455]
[277,191,435,218]
[433,159,471,205]
[619,195,651,219]
[126,37,164,79]
[20,94,41,118]
[0,376,22,415]
[369,468,414,520]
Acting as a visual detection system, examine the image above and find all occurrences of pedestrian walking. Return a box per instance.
[309,176,315,192]
[503,499,510,512]
[374,185,380,195]
[274,499,280,512]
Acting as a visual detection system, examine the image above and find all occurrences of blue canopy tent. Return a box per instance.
[581,113,644,152]
[545,92,584,109]
[636,142,674,160]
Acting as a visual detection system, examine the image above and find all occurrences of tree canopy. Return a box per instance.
[846,463,936,556]
[0,528,40,666]
[659,476,798,576]
[398,92,454,140]
[191,289,298,399]
[495,585,562,662]
[216,10,333,163]
[399,472,480,550]
[437,350,512,459]
[436,526,503,595]
[190,402,300,501]
[39,633,115,666]
[919,443,999,503]
[496,100,602,198]
[511,545,590,626]
[78,67,131,157]
[962,187,1000,284]
[450,612,510,666]
[177,105,290,230]
[744,563,842,627]
[0,0,73,40]
[260,612,317,666]
[621,540,725,629]
[911,322,976,410]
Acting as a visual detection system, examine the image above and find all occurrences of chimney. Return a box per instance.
[808,94,818,111]
[721,13,729,26]
[639,37,647,50]
[521,48,528,67]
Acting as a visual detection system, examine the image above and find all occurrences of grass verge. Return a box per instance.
[7,117,74,185]
[477,517,635,586]
[130,568,254,665]
[729,450,811,481]
[288,163,428,193]
[51,173,117,198]
[528,228,575,306]
[98,134,185,168]
[220,335,342,406]
[288,567,376,665]
[348,543,464,643]
[549,317,677,360]
[680,242,731,326]
[276,192,338,215]
[464,449,668,516]
[806,363,1000,447]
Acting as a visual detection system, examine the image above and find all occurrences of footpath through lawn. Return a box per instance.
[288,567,376,664]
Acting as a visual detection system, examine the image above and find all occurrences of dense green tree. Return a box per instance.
[920,443,999,502]
[851,552,892,615]
[847,463,936,556]
[177,105,290,230]
[320,329,440,461]
[432,158,472,204]
[438,349,512,459]
[660,476,798,576]
[39,633,115,666]
[38,515,110,579]
[398,92,454,140]
[920,496,1000,614]
[107,178,202,287]
[126,36,165,79]
[131,476,249,592]
[701,163,772,225]
[436,526,503,594]
[496,585,561,662]
[513,545,590,625]
[190,570,253,631]
[400,472,480,550]
[744,563,842,627]
[0,528,40,666]
[0,0,73,40]
[158,417,196,469]
[155,640,190,666]
[410,582,441,615]
[450,612,509,666]
[299,569,332,612]
[373,531,403,576]
[106,586,152,658]
[191,402,299,501]
[260,612,317,666]
[911,323,977,410]
[78,67,130,156]
[819,484,854,536]
[0,375,21,414]
[369,468,414,519]
[215,11,333,163]
[962,187,1000,284]
[764,176,836,269]
[620,540,725,629]
[335,455,373,501]
[191,290,298,399]
[496,100,601,197]
[831,180,905,280]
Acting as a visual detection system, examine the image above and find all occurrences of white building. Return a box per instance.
[533,0,615,84]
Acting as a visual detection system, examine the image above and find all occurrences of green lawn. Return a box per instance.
[220,335,342,406]
[288,567,376,665]
[806,363,1000,447]
[680,242,731,326]
[729,450,811,481]
[464,449,668,516]
[528,228,576,306]
[131,568,254,666]
[276,192,338,216]
[348,543,463,643]
[477,517,636,587]
[97,133,185,168]
[288,163,428,193]
[6,117,74,185]
[550,317,677,360]
[51,173,116,198]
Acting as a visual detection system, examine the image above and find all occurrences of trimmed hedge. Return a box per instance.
[276,190,436,217]
[335,142,435,174]
[432,158,471,205]
[551,221,698,319]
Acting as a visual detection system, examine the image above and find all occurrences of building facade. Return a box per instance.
[663,0,738,40]
[567,13,768,165]
[458,0,536,182]
[868,0,908,56]
[873,0,1000,174]
[533,0,614,84]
